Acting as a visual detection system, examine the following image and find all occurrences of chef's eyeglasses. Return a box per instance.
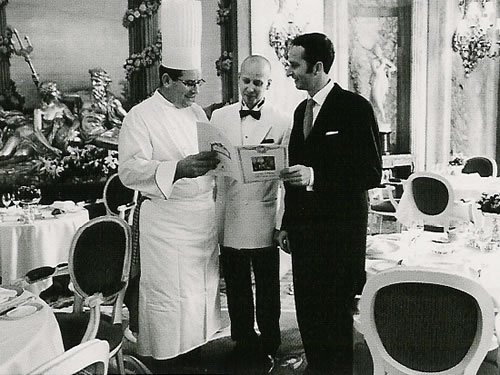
[176,78,206,88]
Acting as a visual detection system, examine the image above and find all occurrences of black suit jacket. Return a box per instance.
[282,83,382,294]
[282,83,382,226]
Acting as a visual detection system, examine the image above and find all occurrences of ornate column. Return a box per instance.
[0,0,9,95]
[124,0,161,105]
[216,0,238,104]
[0,0,22,110]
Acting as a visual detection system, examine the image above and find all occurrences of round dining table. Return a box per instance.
[0,206,89,286]
[0,289,64,374]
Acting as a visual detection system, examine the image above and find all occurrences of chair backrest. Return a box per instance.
[369,184,400,212]
[103,173,138,218]
[69,216,131,307]
[405,172,454,229]
[462,156,498,177]
[359,267,495,375]
[28,339,109,375]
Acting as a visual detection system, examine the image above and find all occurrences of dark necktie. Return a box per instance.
[239,109,261,120]
[303,98,315,139]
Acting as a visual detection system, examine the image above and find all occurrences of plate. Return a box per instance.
[1,302,43,320]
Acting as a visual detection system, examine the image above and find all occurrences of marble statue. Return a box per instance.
[80,68,127,144]
[369,43,396,132]
[0,81,80,160]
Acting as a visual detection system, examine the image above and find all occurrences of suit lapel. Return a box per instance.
[305,84,342,142]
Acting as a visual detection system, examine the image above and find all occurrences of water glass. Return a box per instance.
[402,219,424,263]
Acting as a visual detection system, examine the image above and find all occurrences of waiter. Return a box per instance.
[118,0,221,371]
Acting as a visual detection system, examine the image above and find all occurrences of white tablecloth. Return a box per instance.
[365,232,500,308]
[396,174,500,227]
[364,232,500,352]
[0,290,64,374]
[0,208,89,283]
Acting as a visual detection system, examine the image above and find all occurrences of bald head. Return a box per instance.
[241,55,271,75]
[239,55,272,109]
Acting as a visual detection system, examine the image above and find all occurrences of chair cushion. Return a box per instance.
[55,311,123,351]
[370,200,397,213]
[462,157,494,177]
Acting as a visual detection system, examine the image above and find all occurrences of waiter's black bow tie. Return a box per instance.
[239,109,261,120]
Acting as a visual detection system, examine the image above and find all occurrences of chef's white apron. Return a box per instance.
[137,190,221,360]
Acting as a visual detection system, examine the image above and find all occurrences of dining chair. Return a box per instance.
[404,171,456,230]
[369,184,401,234]
[28,338,109,375]
[462,156,498,177]
[103,172,143,344]
[102,173,138,223]
[359,267,495,375]
[54,215,131,375]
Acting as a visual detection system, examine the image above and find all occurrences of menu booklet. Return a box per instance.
[197,121,288,183]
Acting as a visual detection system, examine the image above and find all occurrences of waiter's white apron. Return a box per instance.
[137,192,221,360]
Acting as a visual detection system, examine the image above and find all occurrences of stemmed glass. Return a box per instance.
[11,192,20,210]
[1,193,12,209]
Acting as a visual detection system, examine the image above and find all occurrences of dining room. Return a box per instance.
[1,0,500,374]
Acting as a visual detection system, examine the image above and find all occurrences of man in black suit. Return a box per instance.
[277,33,382,374]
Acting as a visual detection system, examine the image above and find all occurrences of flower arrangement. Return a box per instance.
[216,2,231,25]
[269,21,302,67]
[124,32,162,80]
[452,26,492,77]
[123,0,162,29]
[215,51,233,76]
[36,144,118,184]
[477,192,500,214]
[448,154,465,166]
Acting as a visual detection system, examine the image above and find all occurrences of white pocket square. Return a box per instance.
[325,131,339,136]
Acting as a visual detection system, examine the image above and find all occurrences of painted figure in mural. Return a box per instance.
[0,81,80,159]
[80,68,127,143]
[369,43,396,128]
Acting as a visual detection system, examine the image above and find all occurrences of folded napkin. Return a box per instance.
[51,201,80,212]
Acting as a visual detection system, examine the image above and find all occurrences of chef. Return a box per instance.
[118,0,221,371]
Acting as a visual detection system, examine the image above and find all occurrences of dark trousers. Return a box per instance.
[288,218,364,374]
[220,245,281,355]
[124,275,140,332]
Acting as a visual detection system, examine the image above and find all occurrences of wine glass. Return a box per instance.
[11,192,20,209]
[1,193,12,209]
